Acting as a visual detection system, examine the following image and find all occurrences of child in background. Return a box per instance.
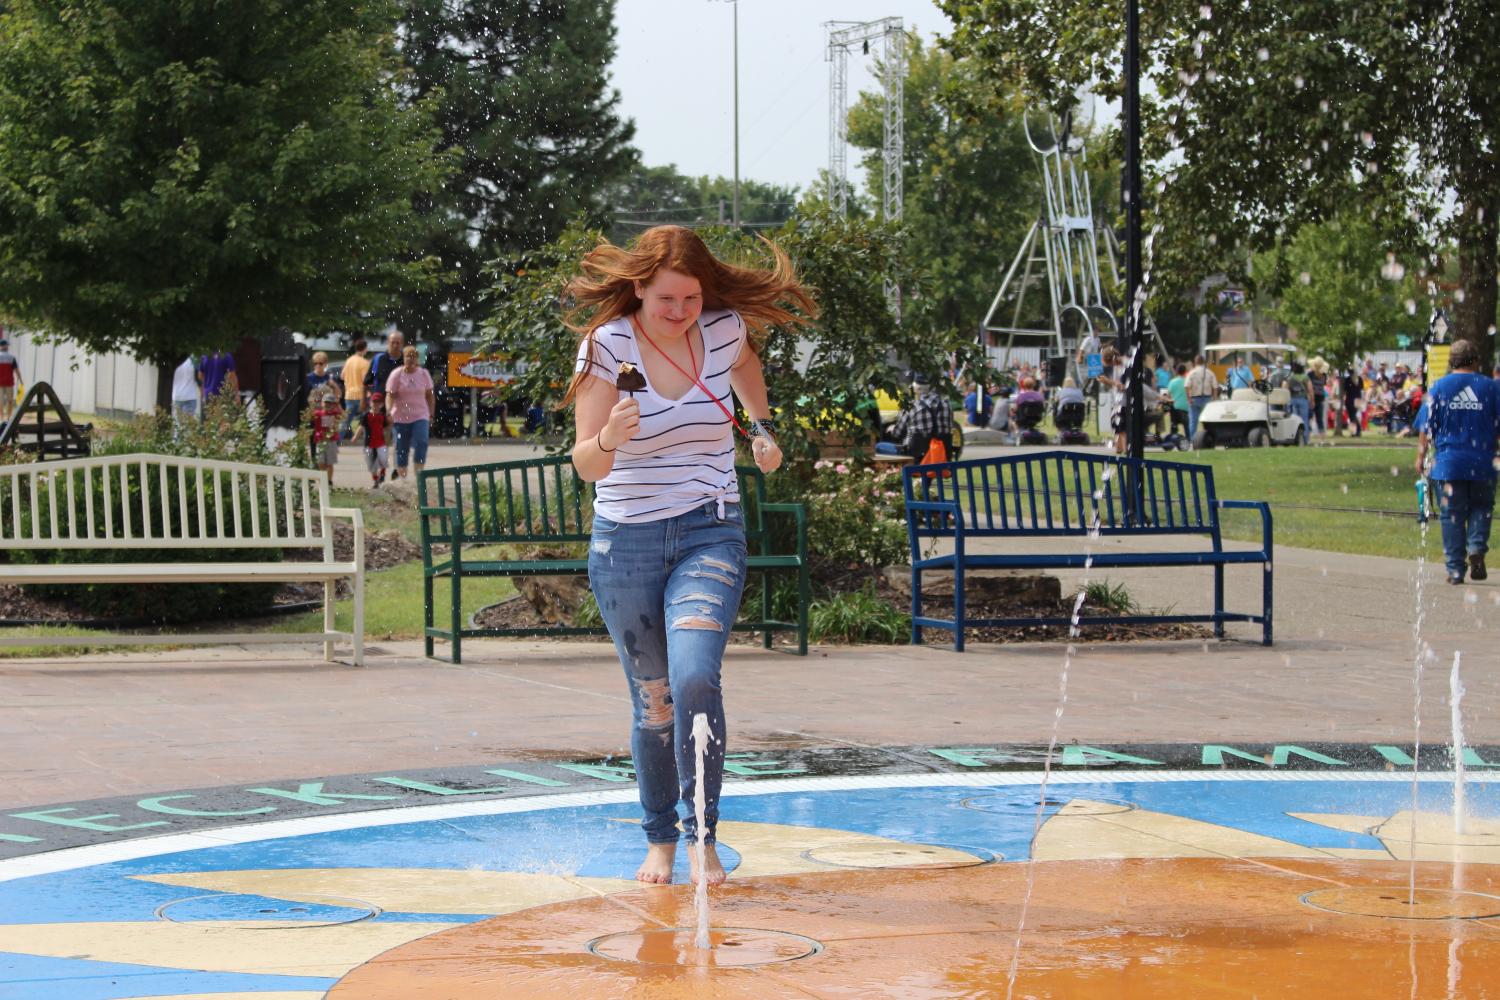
[310,387,342,483]
[352,392,390,487]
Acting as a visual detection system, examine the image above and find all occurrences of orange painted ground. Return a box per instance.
[331,858,1500,998]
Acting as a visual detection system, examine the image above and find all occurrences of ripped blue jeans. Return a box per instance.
[588,501,747,845]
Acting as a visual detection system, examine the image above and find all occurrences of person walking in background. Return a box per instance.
[308,386,342,484]
[385,344,435,482]
[339,338,370,439]
[351,392,389,487]
[1340,366,1363,437]
[567,224,813,887]
[1286,360,1312,432]
[200,349,238,402]
[1185,354,1217,440]
[962,378,993,427]
[1416,339,1500,585]
[1308,357,1330,437]
[1166,362,1190,437]
[0,336,23,423]
[366,329,404,408]
[170,355,202,423]
[306,351,341,404]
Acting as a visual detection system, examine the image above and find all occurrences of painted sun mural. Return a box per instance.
[2,775,1498,998]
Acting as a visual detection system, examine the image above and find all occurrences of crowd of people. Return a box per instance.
[168,328,433,486]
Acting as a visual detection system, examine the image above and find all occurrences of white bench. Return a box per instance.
[0,454,365,665]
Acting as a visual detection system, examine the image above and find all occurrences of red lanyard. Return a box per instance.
[630,313,748,439]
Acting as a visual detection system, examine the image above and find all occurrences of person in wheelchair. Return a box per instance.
[1054,377,1090,445]
[1010,376,1049,445]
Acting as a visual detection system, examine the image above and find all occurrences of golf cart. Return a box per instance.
[1193,343,1308,449]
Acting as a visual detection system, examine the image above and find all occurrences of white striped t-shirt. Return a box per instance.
[575,309,747,523]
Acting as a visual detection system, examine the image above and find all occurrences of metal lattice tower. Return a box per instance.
[982,111,1163,375]
[825,18,904,223]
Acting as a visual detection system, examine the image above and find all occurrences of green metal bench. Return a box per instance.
[418,455,809,663]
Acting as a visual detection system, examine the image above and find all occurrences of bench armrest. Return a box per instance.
[322,506,365,573]
[1215,499,1273,557]
[759,502,807,557]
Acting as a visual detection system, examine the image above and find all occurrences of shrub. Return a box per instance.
[781,459,908,578]
[1080,579,1137,615]
[809,584,910,644]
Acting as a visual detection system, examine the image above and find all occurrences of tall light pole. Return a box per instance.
[710,0,740,226]
[1123,0,1146,506]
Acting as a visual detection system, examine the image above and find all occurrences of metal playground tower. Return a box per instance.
[982,111,1162,375]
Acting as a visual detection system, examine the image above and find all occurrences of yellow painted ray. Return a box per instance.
[1034,799,1389,862]
[1363,810,1500,864]
[713,819,984,877]
[0,920,457,979]
[133,867,635,916]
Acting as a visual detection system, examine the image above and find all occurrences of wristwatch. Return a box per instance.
[750,418,777,439]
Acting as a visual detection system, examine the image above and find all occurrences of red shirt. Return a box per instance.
[361,411,388,448]
[311,406,341,444]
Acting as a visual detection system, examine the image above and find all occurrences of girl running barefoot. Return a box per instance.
[565,225,816,886]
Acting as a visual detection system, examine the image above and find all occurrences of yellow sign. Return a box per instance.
[1426,344,1450,384]
[447,352,518,389]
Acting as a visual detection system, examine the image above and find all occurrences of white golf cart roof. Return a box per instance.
[1205,342,1298,354]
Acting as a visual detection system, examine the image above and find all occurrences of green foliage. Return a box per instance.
[573,591,603,629]
[846,34,1040,340]
[605,164,799,241]
[1258,216,1419,367]
[808,584,910,644]
[1081,579,1136,615]
[0,0,452,366]
[942,0,1500,357]
[796,460,908,577]
[395,0,637,341]
[478,213,992,461]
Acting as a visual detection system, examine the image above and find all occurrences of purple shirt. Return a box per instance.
[201,352,236,397]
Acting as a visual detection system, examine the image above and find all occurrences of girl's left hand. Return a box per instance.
[751,435,782,474]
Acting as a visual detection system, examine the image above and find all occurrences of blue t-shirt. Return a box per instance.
[963,390,993,427]
[1427,372,1500,482]
[1228,365,1254,390]
[1155,367,1171,390]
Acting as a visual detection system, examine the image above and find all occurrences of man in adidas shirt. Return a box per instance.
[1416,339,1500,584]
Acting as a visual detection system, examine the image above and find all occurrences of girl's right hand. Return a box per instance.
[599,397,640,450]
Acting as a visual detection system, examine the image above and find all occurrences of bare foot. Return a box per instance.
[635,842,676,884]
[688,841,727,886]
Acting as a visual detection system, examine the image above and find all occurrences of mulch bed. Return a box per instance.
[470,567,1207,646]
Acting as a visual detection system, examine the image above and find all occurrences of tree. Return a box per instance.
[942,0,1500,362]
[478,214,990,461]
[397,0,637,341]
[1260,216,1416,367]
[844,34,1039,342]
[0,0,449,366]
[604,164,799,242]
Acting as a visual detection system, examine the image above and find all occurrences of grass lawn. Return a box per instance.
[1175,444,1437,559]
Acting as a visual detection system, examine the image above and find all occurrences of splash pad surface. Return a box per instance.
[4,767,1500,999]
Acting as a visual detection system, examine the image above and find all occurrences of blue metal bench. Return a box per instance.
[902,450,1272,651]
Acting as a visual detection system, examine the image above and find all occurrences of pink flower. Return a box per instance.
[835,463,849,474]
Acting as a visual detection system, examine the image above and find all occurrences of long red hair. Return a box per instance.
[561,225,818,406]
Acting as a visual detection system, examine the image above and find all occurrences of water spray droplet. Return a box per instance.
[1319,99,1330,113]
[1257,47,1269,61]
[1454,288,1466,302]
[1406,299,1417,315]
[1294,75,1305,89]
[1299,272,1311,285]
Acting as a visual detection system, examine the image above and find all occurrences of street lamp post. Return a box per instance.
[710,0,740,227]
[1123,0,1146,515]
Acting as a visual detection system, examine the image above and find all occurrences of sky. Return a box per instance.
[610,0,954,198]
